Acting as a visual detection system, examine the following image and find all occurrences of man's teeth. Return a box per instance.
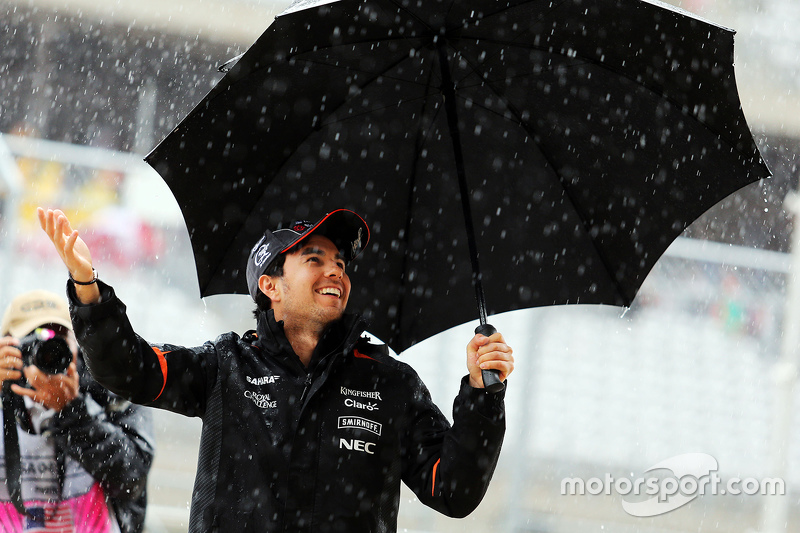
[318,288,341,297]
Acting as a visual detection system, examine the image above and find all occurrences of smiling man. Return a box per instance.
[255,231,354,365]
[38,207,514,533]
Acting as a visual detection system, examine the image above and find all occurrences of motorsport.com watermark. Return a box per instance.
[561,453,785,517]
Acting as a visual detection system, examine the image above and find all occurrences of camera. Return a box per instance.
[18,328,72,375]
[2,327,73,517]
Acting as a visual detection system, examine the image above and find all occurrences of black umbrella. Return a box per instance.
[146,0,769,382]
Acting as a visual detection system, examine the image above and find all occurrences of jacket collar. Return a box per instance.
[254,308,368,369]
[254,308,294,359]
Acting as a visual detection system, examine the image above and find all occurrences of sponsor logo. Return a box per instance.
[351,227,363,256]
[246,374,281,386]
[340,387,382,401]
[250,235,266,254]
[344,398,379,412]
[339,438,376,455]
[254,244,272,267]
[292,222,311,233]
[338,416,382,436]
[244,390,277,409]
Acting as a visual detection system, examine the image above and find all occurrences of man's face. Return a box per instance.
[265,234,351,328]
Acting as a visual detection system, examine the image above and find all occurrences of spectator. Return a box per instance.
[0,290,154,533]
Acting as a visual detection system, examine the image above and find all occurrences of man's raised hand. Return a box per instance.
[38,208,100,304]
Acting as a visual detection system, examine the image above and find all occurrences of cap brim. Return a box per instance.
[6,315,73,338]
[280,209,369,262]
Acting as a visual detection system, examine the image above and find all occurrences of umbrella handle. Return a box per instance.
[474,324,505,394]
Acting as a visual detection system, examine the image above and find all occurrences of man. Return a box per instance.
[38,206,514,532]
[0,289,154,533]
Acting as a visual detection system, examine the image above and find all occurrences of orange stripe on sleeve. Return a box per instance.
[431,458,441,497]
[151,347,171,401]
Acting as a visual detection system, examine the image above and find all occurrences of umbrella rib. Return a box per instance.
[281,0,561,71]
[494,105,633,302]
[190,55,429,298]
[395,66,444,348]
[381,0,444,34]
[440,40,634,303]
[293,56,441,92]
[317,92,435,128]
[292,39,749,164]
[423,0,752,162]
[283,55,441,130]
[444,0,571,76]
[295,12,746,163]
[447,32,752,161]
[479,0,572,24]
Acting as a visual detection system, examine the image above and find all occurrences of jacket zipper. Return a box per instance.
[297,319,365,407]
[289,318,370,530]
[299,373,313,404]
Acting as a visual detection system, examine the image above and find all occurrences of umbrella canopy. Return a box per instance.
[146,0,770,354]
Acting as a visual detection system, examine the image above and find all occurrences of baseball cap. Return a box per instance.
[246,209,370,300]
[1,290,73,338]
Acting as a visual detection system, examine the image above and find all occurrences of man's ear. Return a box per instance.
[258,275,281,302]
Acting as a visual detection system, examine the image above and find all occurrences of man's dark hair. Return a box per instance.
[252,242,302,317]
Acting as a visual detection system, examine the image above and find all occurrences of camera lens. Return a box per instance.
[18,328,72,375]
[32,337,72,375]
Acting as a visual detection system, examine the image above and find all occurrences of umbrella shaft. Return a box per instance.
[437,44,488,326]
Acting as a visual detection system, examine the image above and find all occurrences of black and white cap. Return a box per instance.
[246,209,369,300]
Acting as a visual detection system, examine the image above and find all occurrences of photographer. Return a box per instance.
[0,290,154,533]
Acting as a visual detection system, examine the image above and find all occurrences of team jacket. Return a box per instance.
[68,280,506,533]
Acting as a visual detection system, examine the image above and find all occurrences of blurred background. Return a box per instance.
[2,0,800,531]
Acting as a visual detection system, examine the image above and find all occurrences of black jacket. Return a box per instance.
[69,281,506,533]
[48,363,154,533]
